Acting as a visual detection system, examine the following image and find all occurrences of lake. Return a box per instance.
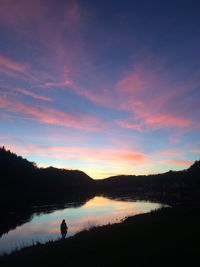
[0,196,165,255]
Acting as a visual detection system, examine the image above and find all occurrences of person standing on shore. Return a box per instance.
[60,219,68,239]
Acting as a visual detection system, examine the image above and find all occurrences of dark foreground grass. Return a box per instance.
[1,206,200,267]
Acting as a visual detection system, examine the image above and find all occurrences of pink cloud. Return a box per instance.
[0,1,112,110]
[116,112,192,131]
[1,1,198,136]
[4,144,31,156]
[117,63,156,95]
[0,97,8,108]
[0,96,105,131]
[116,151,146,162]
[43,78,110,107]
[0,94,7,108]
[0,54,28,73]
[161,149,184,156]
[114,56,200,131]
[116,120,142,131]
[0,1,89,82]
[191,148,200,153]
[15,88,52,102]
[145,114,191,128]
[5,143,147,165]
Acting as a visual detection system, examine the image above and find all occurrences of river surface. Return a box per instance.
[0,196,166,255]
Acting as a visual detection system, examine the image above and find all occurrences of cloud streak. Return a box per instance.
[116,120,142,131]
[114,55,200,132]
[15,88,52,102]
[161,149,184,156]
[163,160,193,166]
[0,54,28,73]
[0,95,105,131]
[5,144,148,165]
[145,114,192,129]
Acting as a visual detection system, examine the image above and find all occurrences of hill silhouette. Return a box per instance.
[1,146,200,208]
[0,146,95,209]
[97,160,200,205]
[0,146,96,237]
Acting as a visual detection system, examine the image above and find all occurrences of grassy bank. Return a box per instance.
[1,206,200,267]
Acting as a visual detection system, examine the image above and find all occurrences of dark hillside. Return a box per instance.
[0,147,95,208]
[0,147,96,237]
[1,146,200,207]
[97,160,200,205]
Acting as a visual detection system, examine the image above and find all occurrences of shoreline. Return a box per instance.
[1,205,199,266]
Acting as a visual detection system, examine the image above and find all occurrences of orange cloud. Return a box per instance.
[163,160,193,166]
[104,150,143,162]
[15,88,52,102]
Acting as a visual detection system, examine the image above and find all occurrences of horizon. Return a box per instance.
[1,145,198,180]
[0,0,200,179]
[21,158,199,179]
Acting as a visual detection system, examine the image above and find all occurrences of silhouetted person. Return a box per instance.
[60,219,68,239]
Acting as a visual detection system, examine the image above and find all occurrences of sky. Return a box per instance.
[0,0,200,179]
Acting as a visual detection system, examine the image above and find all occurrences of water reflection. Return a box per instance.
[0,196,165,255]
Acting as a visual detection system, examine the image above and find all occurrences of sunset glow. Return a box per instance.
[0,0,200,178]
